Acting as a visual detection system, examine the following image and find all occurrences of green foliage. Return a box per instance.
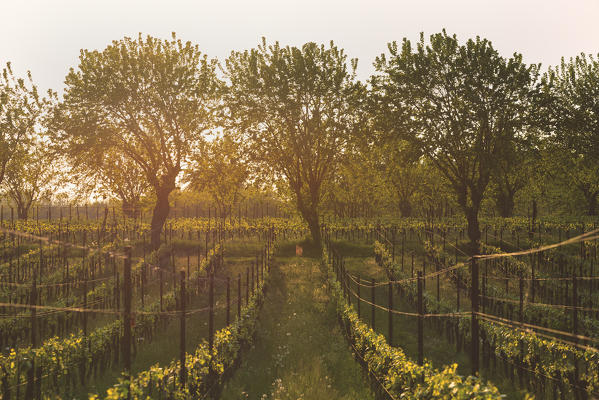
[0,63,49,186]
[372,31,540,247]
[225,38,364,244]
[186,135,249,218]
[323,244,503,399]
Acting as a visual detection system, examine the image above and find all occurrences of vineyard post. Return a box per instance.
[573,272,578,337]
[436,261,440,302]
[237,273,241,318]
[519,275,523,323]
[573,270,580,393]
[392,229,395,262]
[160,269,164,312]
[531,254,535,303]
[226,276,230,326]
[423,254,426,289]
[208,268,214,352]
[123,246,132,386]
[401,232,405,271]
[27,275,38,399]
[457,274,460,312]
[371,278,375,329]
[246,267,249,305]
[180,270,187,386]
[482,265,486,313]
[171,250,176,289]
[357,275,361,318]
[417,271,423,366]
[388,281,393,347]
[83,273,88,336]
[116,265,120,309]
[141,263,146,308]
[471,257,479,375]
[251,260,255,294]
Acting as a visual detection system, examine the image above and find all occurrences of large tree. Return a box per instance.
[224,39,364,249]
[0,63,46,185]
[51,34,222,250]
[372,31,539,253]
[2,139,61,219]
[544,54,599,215]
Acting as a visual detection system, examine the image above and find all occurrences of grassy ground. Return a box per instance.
[220,241,374,400]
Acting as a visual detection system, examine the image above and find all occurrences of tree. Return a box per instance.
[186,135,249,218]
[544,143,599,216]
[51,34,222,250]
[2,140,60,219]
[224,39,363,249]
[544,54,599,215]
[0,63,46,185]
[372,31,539,253]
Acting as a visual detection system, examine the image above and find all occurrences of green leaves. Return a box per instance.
[0,63,50,186]
[224,39,361,244]
[323,245,502,399]
[54,33,223,194]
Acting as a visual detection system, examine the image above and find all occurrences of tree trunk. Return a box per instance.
[496,190,515,218]
[306,211,322,252]
[399,199,412,218]
[298,202,322,253]
[586,192,598,216]
[464,207,481,255]
[17,204,29,220]
[150,187,172,251]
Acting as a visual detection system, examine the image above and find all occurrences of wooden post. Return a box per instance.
[573,272,578,337]
[357,275,361,319]
[371,278,376,329]
[25,276,38,399]
[180,271,186,386]
[417,271,423,366]
[519,275,524,324]
[251,261,255,295]
[246,267,249,305]
[226,277,231,326]
[123,246,132,384]
[238,273,242,318]
[83,274,88,336]
[388,281,393,347]
[208,269,214,352]
[159,269,164,312]
[141,263,146,308]
[471,257,479,375]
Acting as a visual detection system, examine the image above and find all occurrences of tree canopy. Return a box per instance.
[51,33,222,249]
[372,31,540,252]
[224,39,365,248]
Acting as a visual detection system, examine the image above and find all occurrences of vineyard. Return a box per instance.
[0,210,596,399]
[2,11,599,399]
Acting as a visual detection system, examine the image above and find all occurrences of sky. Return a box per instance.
[1,0,599,94]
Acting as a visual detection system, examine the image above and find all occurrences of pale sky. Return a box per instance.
[2,0,598,93]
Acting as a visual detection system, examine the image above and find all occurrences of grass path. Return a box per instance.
[221,253,374,400]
